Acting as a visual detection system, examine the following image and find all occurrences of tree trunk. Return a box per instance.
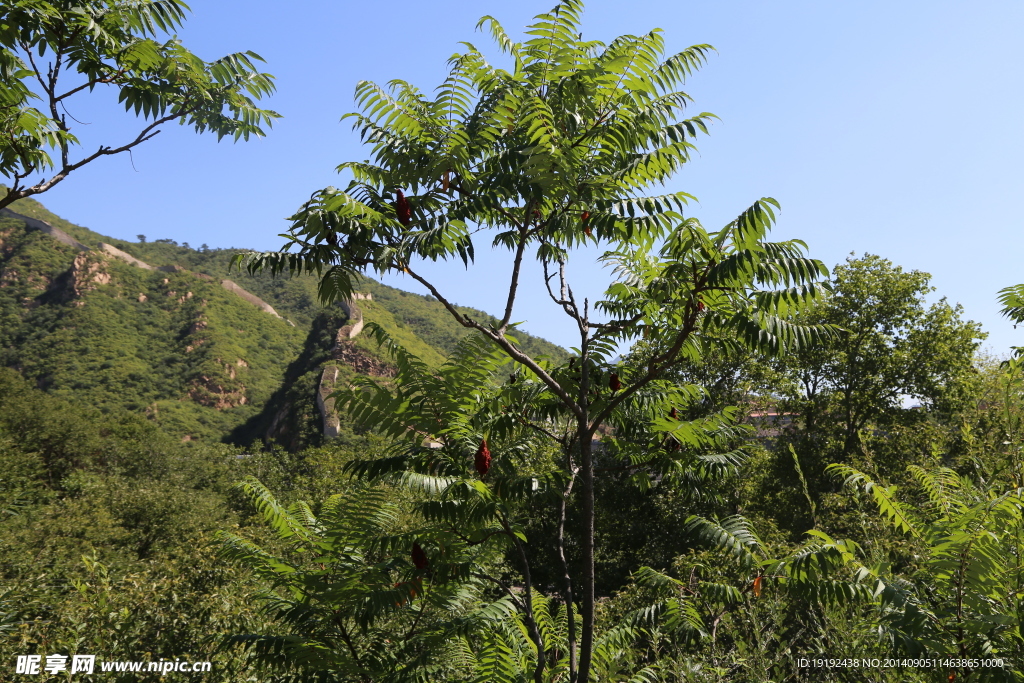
[557,479,577,680]
[576,419,595,683]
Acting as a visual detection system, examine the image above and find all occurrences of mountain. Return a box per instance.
[0,197,566,448]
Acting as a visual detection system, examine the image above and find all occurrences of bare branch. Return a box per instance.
[498,223,529,331]
[471,572,525,611]
[500,515,545,683]
[54,63,125,102]
[403,264,585,421]
[2,109,186,210]
[512,413,565,444]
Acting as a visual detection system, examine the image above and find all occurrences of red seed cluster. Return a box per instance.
[475,439,491,477]
[609,373,622,392]
[411,542,428,569]
[395,189,412,226]
[670,407,678,420]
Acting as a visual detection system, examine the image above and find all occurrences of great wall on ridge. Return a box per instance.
[1,207,367,438]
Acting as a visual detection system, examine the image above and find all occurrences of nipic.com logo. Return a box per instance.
[14,654,212,675]
[16,655,95,676]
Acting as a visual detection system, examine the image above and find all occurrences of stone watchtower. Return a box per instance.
[317,293,373,437]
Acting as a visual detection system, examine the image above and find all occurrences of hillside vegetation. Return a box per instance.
[0,196,565,445]
[2,0,1022,677]
[0,198,570,678]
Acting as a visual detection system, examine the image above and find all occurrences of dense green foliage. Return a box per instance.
[0,195,565,446]
[2,2,1022,681]
[2,203,1021,682]
[0,0,278,210]
[0,205,307,442]
[238,1,833,678]
[0,367,261,679]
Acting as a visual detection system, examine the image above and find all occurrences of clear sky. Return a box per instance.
[24,0,1024,354]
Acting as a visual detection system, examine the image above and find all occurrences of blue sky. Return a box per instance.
[24,0,1024,353]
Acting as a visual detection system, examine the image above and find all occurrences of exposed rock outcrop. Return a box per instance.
[187,374,248,410]
[67,252,111,298]
[331,340,395,377]
[5,208,291,323]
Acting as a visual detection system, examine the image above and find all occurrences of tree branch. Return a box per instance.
[501,515,546,683]
[555,468,578,680]
[402,264,585,420]
[591,308,701,430]
[2,110,186,209]
[472,572,525,611]
[498,222,529,331]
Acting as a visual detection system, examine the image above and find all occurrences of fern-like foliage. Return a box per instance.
[826,464,920,537]
[230,3,835,679]
[684,515,764,570]
[1,0,279,211]
[998,284,1024,326]
[775,464,1024,665]
[232,0,830,371]
[220,478,529,682]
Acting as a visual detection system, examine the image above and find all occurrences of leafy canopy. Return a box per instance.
[237,0,830,404]
[237,0,716,302]
[235,3,832,681]
[0,0,278,208]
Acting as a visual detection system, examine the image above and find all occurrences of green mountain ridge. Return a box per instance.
[0,197,566,447]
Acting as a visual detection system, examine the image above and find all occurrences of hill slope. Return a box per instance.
[0,197,566,447]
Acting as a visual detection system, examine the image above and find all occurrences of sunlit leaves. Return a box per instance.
[599,197,833,359]
[998,283,1024,326]
[0,0,278,202]
[236,0,724,308]
[684,515,764,569]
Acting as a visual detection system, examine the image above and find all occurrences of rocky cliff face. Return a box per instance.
[0,210,307,442]
[0,197,565,447]
[0,206,398,447]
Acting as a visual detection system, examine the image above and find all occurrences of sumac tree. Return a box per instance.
[237,2,829,679]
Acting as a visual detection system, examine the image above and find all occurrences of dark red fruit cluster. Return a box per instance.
[395,189,411,226]
[475,439,491,476]
[412,542,428,569]
[609,373,621,392]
